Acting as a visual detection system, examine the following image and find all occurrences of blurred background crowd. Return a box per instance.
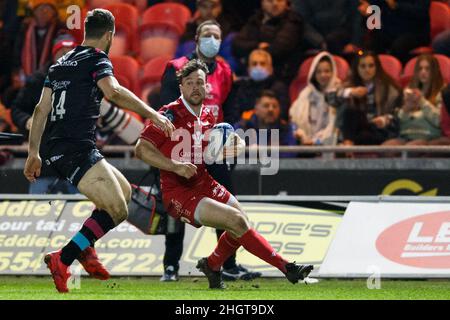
[0,0,449,157]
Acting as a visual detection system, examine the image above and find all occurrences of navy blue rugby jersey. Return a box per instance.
[43,45,114,146]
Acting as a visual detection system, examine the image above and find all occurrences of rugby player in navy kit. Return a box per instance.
[23,9,174,293]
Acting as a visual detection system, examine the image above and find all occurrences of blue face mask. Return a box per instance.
[249,66,270,82]
[199,36,221,58]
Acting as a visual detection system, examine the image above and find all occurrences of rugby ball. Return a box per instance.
[206,123,244,161]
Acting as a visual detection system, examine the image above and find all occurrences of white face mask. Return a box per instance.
[199,36,221,58]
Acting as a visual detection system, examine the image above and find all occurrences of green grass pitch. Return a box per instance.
[0,276,449,300]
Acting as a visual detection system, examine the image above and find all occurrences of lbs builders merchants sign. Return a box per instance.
[0,197,341,276]
[319,200,450,278]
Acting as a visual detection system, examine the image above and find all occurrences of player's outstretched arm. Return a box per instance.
[24,87,52,182]
[97,76,174,137]
[135,139,197,179]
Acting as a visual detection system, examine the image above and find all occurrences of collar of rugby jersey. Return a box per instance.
[180,95,203,125]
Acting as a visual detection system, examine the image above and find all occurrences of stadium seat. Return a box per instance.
[401,54,450,87]
[379,54,402,85]
[138,4,191,62]
[289,55,349,102]
[140,3,192,37]
[140,55,172,101]
[104,3,139,55]
[115,74,131,90]
[139,29,179,63]
[110,55,141,96]
[430,1,450,40]
[410,2,450,55]
[88,0,125,9]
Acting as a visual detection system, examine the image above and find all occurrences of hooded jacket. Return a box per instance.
[289,52,340,145]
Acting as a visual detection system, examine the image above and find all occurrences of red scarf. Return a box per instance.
[21,20,57,76]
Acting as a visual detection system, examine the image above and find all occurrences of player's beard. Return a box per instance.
[187,92,204,107]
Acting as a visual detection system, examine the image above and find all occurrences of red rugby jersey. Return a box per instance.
[140,98,216,191]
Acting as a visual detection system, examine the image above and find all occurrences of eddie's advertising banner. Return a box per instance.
[0,199,341,277]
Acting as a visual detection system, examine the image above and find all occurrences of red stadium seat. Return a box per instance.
[88,0,125,9]
[104,3,139,55]
[115,74,131,90]
[110,55,141,95]
[401,54,450,87]
[140,3,192,37]
[140,55,172,101]
[333,55,350,81]
[430,2,450,40]
[289,54,349,102]
[138,4,191,62]
[410,2,450,55]
[379,54,402,85]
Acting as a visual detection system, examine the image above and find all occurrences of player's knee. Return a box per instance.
[228,211,249,236]
[107,200,128,223]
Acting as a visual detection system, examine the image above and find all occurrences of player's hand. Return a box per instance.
[173,162,197,179]
[152,112,175,138]
[223,133,245,159]
[24,154,42,183]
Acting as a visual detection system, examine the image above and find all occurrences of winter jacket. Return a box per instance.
[289,52,341,145]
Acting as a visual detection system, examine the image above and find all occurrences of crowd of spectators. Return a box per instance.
[0,0,449,159]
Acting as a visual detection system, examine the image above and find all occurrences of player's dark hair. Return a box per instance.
[196,20,221,37]
[84,9,115,39]
[176,59,209,84]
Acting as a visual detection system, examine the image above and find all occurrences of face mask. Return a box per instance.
[199,36,221,58]
[249,66,270,81]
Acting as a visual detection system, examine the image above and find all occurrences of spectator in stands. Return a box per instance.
[290,52,340,146]
[383,54,445,146]
[13,0,64,77]
[236,89,296,157]
[339,51,402,146]
[11,35,78,194]
[230,49,290,123]
[159,20,261,283]
[359,0,431,64]
[232,0,304,83]
[175,0,240,71]
[222,0,260,31]
[292,0,363,55]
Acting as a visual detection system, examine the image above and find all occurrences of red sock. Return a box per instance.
[238,228,288,273]
[207,232,241,271]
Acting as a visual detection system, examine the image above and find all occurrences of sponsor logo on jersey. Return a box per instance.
[51,80,71,90]
[59,60,78,67]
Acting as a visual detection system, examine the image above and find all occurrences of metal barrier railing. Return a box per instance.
[2,194,450,203]
[2,144,450,159]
